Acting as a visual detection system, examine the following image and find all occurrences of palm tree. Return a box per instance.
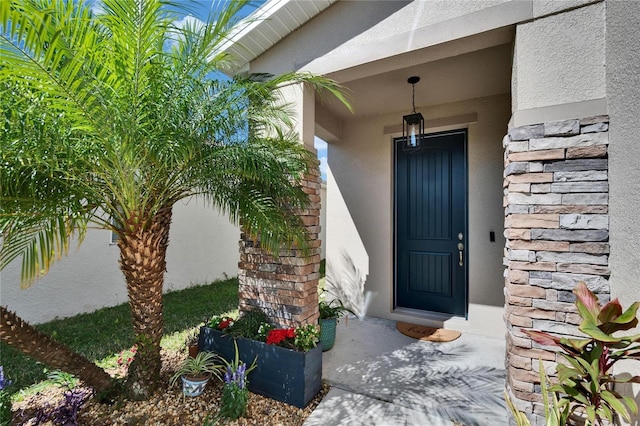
[0,0,348,399]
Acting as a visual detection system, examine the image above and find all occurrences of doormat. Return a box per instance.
[396,322,461,342]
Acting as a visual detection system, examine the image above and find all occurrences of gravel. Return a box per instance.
[13,349,328,425]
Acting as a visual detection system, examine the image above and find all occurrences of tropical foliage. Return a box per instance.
[169,351,225,387]
[219,341,257,420]
[0,0,347,399]
[514,282,640,425]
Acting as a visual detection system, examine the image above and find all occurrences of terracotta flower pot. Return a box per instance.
[188,345,199,358]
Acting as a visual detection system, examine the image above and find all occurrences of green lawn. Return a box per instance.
[0,277,240,397]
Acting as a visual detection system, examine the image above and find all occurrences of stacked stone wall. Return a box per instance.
[503,116,610,423]
[238,163,322,329]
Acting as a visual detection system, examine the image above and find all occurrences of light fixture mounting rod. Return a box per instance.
[407,76,420,112]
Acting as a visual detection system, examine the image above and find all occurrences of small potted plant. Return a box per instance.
[184,328,199,358]
[169,351,224,397]
[319,295,355,351]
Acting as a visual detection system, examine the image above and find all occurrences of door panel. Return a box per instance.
[395,130,467,316]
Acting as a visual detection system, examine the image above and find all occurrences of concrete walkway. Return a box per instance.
[304,316,508,426]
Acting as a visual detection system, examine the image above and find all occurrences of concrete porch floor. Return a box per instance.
[304,316,508,426]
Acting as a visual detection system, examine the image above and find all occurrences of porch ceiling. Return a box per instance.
[318,41,513,121]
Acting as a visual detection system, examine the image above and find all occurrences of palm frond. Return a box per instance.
[0,0,111,134]
[1,0,350,283]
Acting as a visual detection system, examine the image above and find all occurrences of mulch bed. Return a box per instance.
[12,349,328,425]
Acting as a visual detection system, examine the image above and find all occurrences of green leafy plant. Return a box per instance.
[169,352,225,387]
[219,341,257,420]
[46,370,79,391]
[294,325,320,352]
[226,311,270,340]
[319,298,355,320]
[522,282,640,425]
[505,359,566,426]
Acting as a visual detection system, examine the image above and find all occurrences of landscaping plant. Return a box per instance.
[0,367,11,426]
[518,282,640,425]
[22,370,93,426]
[219,342,257,420]
[208,312,319,352]
[169,352,225,387]
[318,291,356,320]
[0,0,349,400]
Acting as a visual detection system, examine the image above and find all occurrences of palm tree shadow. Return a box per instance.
[325,251,366,316]
[327,341,507,425]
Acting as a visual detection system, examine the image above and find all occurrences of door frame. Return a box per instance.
[392,129,469,318]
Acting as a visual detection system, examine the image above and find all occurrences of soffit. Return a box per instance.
[318,38,514,121]
[219,0,337,74]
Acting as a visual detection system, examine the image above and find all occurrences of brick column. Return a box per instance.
[238,163,322,329]
[503,116,610,422]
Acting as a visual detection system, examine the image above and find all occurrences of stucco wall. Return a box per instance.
[512,2,606,115]
[251,0,527,77]
[0,200,239,324]
[326,93,510,337]
[605,0,640,325]
[319,183,327,260]
[606,1,640,418]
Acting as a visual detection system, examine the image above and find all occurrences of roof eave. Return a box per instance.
[216,0,338,76]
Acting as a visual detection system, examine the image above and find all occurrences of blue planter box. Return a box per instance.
[198,327,322,408]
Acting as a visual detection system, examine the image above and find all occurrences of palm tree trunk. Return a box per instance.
[118,207,172,400]
[0,307,114,396]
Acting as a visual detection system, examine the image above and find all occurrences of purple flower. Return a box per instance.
[224,366,232,384]
[0,366,11,390]
[224,362,248,389]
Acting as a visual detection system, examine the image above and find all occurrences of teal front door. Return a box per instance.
[394,130,468,317]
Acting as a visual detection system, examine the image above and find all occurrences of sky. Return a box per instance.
[314,137,328,182]
[181,0,264,22]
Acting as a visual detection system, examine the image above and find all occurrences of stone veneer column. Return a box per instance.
[237,162,322,329]
[503,116,610,423]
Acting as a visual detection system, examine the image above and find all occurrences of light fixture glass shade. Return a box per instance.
[403,112,424,149]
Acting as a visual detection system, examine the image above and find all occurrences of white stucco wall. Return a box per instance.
[319,183,327,260]
[0,200,239,324]
[606,1,640,418]
[325,93,510,337]
[512,2,606,118]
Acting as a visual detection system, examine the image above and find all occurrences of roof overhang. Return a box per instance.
[218,0,337,75]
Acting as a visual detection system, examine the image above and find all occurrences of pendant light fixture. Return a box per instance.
[403,76,424,150]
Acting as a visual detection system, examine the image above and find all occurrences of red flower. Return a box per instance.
[219,319,231,329]
[266,328,296,345]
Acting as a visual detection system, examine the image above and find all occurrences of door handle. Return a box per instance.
[457,242,464,266]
